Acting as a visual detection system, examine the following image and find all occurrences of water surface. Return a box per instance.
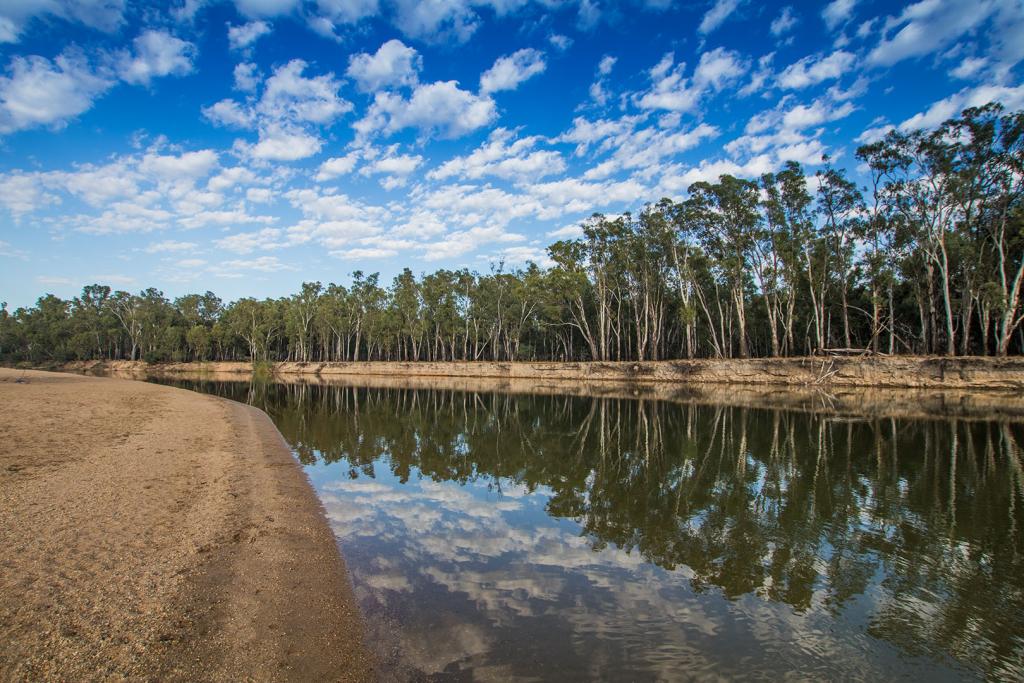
[155,378,1024,681]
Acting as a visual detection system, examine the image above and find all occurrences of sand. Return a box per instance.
[0,369,373,682]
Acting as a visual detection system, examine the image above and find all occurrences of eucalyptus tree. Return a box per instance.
[687,175,761,358]
[109,290,144,361]
[759,162,812,356]
[815,159,864,349]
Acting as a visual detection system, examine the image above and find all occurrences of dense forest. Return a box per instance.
[2,102,1023,363]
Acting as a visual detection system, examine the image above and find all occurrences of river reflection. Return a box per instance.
[156,378,1024,680]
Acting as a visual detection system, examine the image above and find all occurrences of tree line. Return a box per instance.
[2,101,1023,363]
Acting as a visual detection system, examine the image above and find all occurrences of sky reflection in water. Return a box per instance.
[156,379,1024,681]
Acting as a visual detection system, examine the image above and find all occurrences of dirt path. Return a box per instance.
[0,369,373,682]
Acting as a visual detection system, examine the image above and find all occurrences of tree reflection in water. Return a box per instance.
[158,378,1024,680]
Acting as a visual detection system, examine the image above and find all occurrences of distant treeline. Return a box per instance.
[2,102,1023,363]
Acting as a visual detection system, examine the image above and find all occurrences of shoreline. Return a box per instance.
[52,355,1024,391]
[0,369,373,681]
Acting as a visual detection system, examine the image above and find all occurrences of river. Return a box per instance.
[151,377,1024,681]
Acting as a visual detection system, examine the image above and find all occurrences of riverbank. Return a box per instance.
[57,356,1024,390]
[0,369,373,681]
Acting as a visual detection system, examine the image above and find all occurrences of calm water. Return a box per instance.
[154,378,1024,681]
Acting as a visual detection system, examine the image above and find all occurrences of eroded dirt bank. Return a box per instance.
[60,356,1024,390]
[0,369,373,682]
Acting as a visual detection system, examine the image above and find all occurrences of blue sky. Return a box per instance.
[1,0,1022,308]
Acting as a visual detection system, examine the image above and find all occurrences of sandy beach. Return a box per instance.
[0,369,373,681]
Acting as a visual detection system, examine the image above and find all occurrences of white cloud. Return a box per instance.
[589,55,617,105]
[234,62,260,91]
[364,152,422,176]
[228,20,272,51]
[899,83,1024,131]
[139,149,219,182]
[950,57,988,80]
[739,52,774,96]
[822,0,857,31]
[347,39,421,93]
[770,6,797,36]
[145,240,197,253]
[246,187,274,203]
[332,247,398,259]
[867,0,991,67]
[776,50,855,89]
[203,98,255,127]
[116,30,196,86]
[0,51,113,134]
[855,123,893,144]
[699,0,741,35]
[54,159,137,206]
[249,124,324,161]
[780,99,855,130]
[356,80,496,139]
[549,33,572,51]
[390,0,480,43]
[208,165,257,191]
[259,59,352,124]
[480,48,546,94]
[316,152,361,181]
[429,128,566,182]
[207,59,352,128]
[204,59,351,161]
[314,0,380,25]
[215,256,293,274]
[556,114,644,156]
[361,148,423,188]
[547,224,583,239]
[0,0,125,44]
[215,227,287,253]
[637,48,748,112]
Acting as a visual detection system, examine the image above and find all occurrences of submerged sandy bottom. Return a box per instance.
[0,369,373,682]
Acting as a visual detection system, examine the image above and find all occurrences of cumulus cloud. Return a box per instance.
[480,48,546,94]
[233,62,260,91]
[637,48,748,112]
[346,39,421,92]
[316,152,361,181]
[116,30,196,86]
[360,147,423,188]
[776,50,855,89]
[0,51,114,134]
[249,124,324,161]
[356,80,496,140]
[204,59,351,161]
[429,128,566,182]
[227,20,272,51]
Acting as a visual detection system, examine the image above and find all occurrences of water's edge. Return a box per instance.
[59,361,1024,421]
